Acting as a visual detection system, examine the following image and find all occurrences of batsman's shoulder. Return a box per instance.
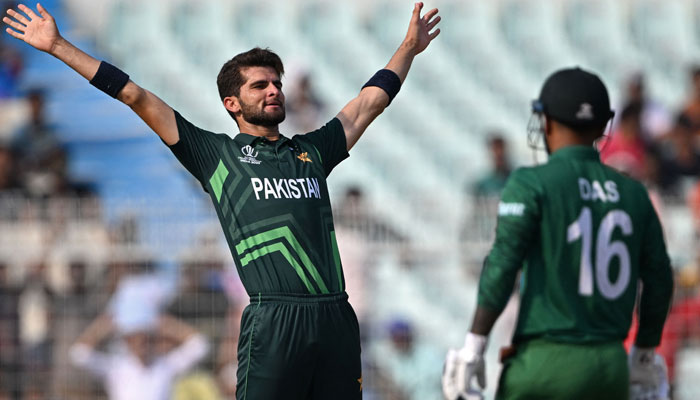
[602,163,653,202]
[505,165,545,191]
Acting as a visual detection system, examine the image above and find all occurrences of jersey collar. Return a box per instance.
[548,145,600,162]
[234,132,291,148]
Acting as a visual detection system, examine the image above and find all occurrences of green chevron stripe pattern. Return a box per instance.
[330,231,343,292]
[239,243,316,294]
[219,148,244,216]
[209,160,229,203]
[235,226,329,294]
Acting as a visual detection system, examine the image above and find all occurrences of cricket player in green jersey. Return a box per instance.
[442,68,674,400]
[4,2,441,399]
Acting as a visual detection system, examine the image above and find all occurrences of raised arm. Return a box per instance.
[73,313,115,349]
[336,2,440,151]
[4,3,179,144]
[157,315,209,374]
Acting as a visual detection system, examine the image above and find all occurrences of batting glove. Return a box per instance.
[628,346,670,400]
[442,332,487,400]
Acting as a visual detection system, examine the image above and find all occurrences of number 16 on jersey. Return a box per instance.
[567,207,633,300]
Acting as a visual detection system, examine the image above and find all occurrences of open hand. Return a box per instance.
[4,3,61,53]
[403,2,441,55]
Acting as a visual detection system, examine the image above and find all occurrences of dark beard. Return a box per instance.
[240,101,286,127]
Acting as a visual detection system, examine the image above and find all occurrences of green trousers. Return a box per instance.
[496,339,629,400]
[236,292,362,400]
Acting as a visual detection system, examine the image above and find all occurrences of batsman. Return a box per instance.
[442,68,673,400]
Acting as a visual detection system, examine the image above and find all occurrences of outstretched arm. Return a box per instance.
[337,2,440,151]
[4,3,179,144]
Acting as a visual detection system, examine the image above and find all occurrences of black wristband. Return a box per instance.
[362,69,401,106]
[89,61,130,98]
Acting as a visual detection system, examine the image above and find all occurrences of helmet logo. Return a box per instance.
[576,103,594,120]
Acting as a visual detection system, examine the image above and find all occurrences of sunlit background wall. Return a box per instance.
[1,0,700,398]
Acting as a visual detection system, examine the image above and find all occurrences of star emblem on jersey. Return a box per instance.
[239,145,261,165]
[297,152,312,163]
[357,376,363,391]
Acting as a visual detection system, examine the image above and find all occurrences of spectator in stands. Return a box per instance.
[681,66,700,134]
[169,255,230,397]
[655,113,700,196]
[371,317,443,400]
[600,102,647,180]
[462,134,512,255]
[472,133,512,198]
[0,144,22,194]
[0,261,21,399]
[11,89,60,165]
[109,213,142,246]
[170,229,245,397]
[70,313,209,400]
[285,71,325,133]
[51,259,107,399]
[17,261,53,397]
[10,88,68,198]
[169,257,229,324]
[688,181,700,236]
[212,307,241,398]
[620,72,671,143]
[171,371,222,400]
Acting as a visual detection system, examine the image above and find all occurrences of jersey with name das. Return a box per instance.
[478,146,672,346]
[168,111,349,296]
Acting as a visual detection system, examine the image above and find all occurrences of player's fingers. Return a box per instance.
[429,28,441,40]
[17,4,38,20]
[37,3,52,20]
[3,16,26,32]
[422,7,438,23]
[5,26,24,39]
[7,9,30,25]
[427,15,441,31]
[411,2,422,19]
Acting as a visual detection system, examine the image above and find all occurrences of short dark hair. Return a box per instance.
[486,133,505,147]
[217,48,285,120]
[569,121,609,139]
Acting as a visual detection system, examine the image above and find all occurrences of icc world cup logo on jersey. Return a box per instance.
[239,145,262,165]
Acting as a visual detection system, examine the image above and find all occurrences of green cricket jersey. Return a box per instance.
[168,111,348,295]
[478,146,673,347]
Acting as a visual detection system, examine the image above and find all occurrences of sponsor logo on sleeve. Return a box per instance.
[498,202,526,217]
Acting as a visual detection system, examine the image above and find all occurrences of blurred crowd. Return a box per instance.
[2,7,700,398]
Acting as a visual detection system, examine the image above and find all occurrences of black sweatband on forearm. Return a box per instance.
[362,69,401,106]
[89,61,130,98]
